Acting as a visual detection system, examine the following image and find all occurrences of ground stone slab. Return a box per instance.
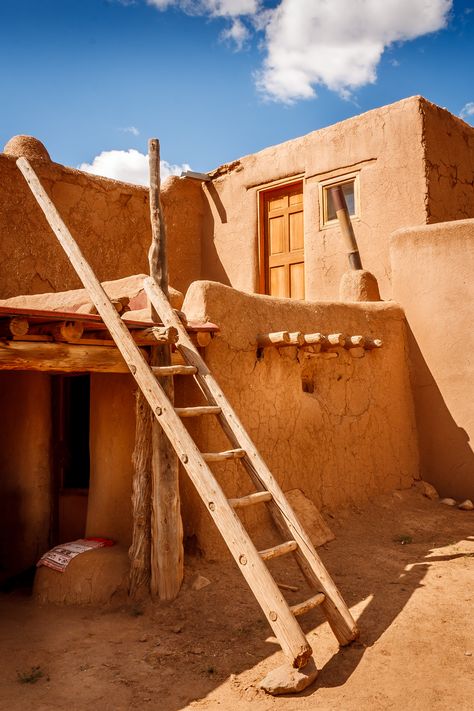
[259,658,318,695]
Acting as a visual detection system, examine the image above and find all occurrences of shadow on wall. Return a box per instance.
[407,325,474,500]
[200,183,232,286]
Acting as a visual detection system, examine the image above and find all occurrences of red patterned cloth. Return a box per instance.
[37,537,114,573]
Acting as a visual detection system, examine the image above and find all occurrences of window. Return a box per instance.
[320,174,359,228]
[259,181,305,299]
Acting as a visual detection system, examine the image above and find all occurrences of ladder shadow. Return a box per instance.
[298,543,474,695]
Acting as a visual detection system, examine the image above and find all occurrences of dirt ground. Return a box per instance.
[1,487,474,711]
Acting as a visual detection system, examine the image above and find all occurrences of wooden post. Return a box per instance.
[129,390,152,597]
[148,138,184,600]
[330,185,363,270]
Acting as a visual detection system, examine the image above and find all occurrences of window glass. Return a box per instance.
[326,180,355,221]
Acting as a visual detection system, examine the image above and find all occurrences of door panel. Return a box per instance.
[270,265,287,297]
[290,262,305,300]
[269,215,285,255]
[289,211,304,251]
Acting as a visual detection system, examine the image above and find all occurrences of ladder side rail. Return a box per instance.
[145,277,359,646]
[17,157,312,669]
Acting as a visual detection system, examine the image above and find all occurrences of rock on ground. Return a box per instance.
[259,658,318,695]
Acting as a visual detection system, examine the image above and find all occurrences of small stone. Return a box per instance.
[139,635,148,643]
[172,624,183,634]
[259,658,318,695]
[464,651,472,657]
[419,481,439,501]
[458,499,474,511]
[190,573,211,591]
[440,498,457,506]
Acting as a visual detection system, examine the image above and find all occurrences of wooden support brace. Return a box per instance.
[0,317,29,338]
[365,338,383,350]
[344,335,365,349]
[257,331,290,348]
[30,320,84,342]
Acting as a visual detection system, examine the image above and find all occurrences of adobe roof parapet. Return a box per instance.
[3,135,51,162]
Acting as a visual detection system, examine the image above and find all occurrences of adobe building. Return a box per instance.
[0,95,473,605]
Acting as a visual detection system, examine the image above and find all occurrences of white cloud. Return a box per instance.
[79,149,191,186]
[220,18,250,50]
[460,102,474,122]
[119,126,140,136]
[257,0,453,103]
[146,0,259,16]
[144,0,452,103]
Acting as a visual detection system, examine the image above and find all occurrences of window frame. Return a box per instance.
[319,172,360,229]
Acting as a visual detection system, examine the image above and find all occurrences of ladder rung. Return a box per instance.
[228,491,273,509]
[290,593,326,617]
[151,365,197,376]
[175,406,222,418]
[202,448,246,462]
[259,540,298,561]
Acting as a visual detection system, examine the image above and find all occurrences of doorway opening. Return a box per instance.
[51,374,90,544]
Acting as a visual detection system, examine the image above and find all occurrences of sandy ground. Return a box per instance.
[1,487,474,711]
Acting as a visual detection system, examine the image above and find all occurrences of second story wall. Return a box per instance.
[199,96,428,301]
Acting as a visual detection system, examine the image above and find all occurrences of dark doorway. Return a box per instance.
[51,374,90,544]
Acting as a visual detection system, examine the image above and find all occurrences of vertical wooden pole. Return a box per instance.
[148,138,184,600]
[129,390,152,597]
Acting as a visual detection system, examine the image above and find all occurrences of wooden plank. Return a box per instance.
[17,156,312,669]
[202,448,246,462]
[0,340,140,373]
[229,491,272,509]
[145,276,359,647]
[259,540,298,561]
[147,138,183,602]
[175,406,221,417]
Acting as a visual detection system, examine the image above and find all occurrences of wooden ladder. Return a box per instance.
[17,157,359,669]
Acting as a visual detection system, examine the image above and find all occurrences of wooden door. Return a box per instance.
[261,182,304,299]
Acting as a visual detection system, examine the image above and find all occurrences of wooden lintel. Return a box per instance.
[0,340,145,373]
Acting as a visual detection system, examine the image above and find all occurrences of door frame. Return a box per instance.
[257,176,305,296]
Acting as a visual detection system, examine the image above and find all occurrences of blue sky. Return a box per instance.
[0,0,473,184]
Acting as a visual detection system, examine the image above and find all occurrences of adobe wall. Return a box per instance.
[0,372,51,582]
[199,96,428,301]
[179,281,419,558]
[86,373,136,546]
[0,138,203,299]
[422,101,474,223]
[391,219,474,500]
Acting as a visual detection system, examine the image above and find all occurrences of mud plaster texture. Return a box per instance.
[177,281,419,559]
[0,372,51,583]
[391,219,474,501]
[0,138,204,299]
[422,101,474,223]
[200,96,431,301]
